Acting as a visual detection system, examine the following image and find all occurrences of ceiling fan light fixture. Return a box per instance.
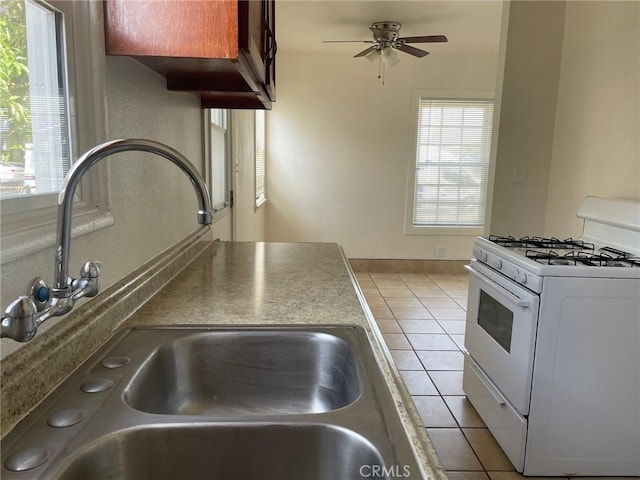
[324,20,448,83]
[365,48,381,63]
[383,46,400,67]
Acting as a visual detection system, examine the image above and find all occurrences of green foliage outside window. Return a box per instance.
[0,0,31,165]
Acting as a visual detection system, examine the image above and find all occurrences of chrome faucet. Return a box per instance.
[1,139,213,342]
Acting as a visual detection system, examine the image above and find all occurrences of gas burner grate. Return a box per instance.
[525,250,578,266]
[526,249,640,267]
[489,235,595,251]
[606,256,640,268]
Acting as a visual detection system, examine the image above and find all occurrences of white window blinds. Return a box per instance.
[1,0,71,199]
[412,98,494,227]
[255,109,266,206]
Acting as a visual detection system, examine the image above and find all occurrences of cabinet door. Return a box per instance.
[264,0,276,100]
[105,0,238,59]
[238,0,266,83]
[238,0,275,101]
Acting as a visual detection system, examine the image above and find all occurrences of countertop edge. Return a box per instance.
[339,245,449,480]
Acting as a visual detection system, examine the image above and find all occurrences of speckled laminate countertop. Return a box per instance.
[1,238,448,480]
[125,242,369,327]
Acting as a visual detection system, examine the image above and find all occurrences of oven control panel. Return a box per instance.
[473,246,543,293]
[511,267,527,285]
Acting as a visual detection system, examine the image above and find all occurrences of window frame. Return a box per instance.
[202,108,231,222]
[254,109,266,208]
[405,89,495,236]
[1,0,111,264]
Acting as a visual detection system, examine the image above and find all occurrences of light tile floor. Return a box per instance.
[355,271,632,480]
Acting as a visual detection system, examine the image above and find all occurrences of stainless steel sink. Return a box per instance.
[53,424,384,480]
[125,331,361,415]
[1,326,423,479]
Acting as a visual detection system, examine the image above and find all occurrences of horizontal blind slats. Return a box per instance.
[413,98,494,227]
[255,110,266,203]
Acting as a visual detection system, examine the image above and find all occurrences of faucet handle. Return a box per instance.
[71,261,101,300]
[1,296,38,342]
[79,261,101,279]
[27,277,50,312]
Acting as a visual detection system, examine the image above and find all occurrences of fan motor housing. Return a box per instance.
[370,21,402,43]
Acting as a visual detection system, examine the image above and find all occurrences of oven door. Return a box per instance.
[464,260,540,415]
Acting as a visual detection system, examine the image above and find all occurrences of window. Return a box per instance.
[1,0,71,200]
[255,109,266,207]
[407,94,494,233]
[1,1,109,263]
[207,109,230,213]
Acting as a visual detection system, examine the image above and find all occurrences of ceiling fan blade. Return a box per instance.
[394,44,429,58]
[398,35,448,44]
[354,45,379,58]
[322,40,375,43]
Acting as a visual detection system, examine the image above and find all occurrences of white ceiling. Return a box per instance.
[276,0,505,57]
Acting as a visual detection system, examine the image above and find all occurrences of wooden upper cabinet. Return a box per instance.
[104,0,276,109]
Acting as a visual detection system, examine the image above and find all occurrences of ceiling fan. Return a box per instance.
[323,21,448,59]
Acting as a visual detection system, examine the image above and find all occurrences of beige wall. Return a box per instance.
[490,1,639,237]
[232,110,266,241]
[265,50,499,259]
[544,1,640,237]
[489,0,566,236]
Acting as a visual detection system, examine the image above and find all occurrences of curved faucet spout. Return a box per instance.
[2,138,212,342]
[54,138,213,294]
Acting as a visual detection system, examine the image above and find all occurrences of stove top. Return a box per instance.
[488,235,640,268]
[472,198,640,289]
[489,235,594,251]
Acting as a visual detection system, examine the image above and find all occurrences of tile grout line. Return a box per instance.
[357,272,580,480]
[362,272,506,477]
[399,277,489,475]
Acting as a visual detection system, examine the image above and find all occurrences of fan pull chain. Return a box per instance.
[378,51,386,85]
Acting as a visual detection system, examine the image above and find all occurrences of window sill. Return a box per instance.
[1,208,114,265]
[255,196,267,209]
[212,206,231,223]
[405,225,485,236]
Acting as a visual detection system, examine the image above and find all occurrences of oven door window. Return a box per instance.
[477,290,514,352]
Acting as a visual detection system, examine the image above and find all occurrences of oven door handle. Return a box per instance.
[464,264,532,309]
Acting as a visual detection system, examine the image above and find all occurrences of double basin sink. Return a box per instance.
[1,326,422,479]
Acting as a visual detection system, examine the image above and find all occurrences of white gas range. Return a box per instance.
[462,197,640,476]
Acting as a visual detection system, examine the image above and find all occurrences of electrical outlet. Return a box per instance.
[435,245,445,258]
